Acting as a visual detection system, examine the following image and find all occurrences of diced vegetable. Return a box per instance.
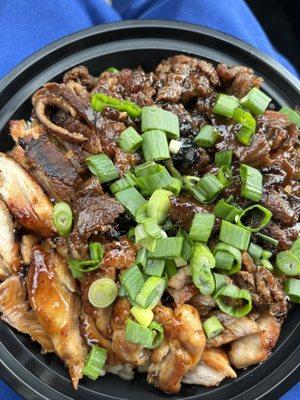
[240,87,271,116]
[194,125,220,147]
[141,106,180,138]
[53,202,73,237]
[240,164,262,202]
[88,278,118,308]
[219,220,251,251]
[91,93,141,118]
[189,213,215,243]
[86,154,119,183]
[117,126,143,153]
[141,130,170,161]
[83,346,107,380]
[203,316,224,339]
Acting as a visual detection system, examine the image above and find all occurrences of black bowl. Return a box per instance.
[0,20,299,400]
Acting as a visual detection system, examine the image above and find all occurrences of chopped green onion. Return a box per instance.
[88,278,118,308]
[290,238,300,259]
[169,139,182,154]
[141,106,180,138]
[117,127,143,153]
[68,259,99,279]
[176,229,194,265]
[213,94,239,117]
[237,125,255,146]
[214,284,252,317]
[136,248,148,268]
[248,242,263,262]
[214,242,241,275]
[115,187,146,218]
[276,250,300,276]
[261,259,274,271]
[240,87,271,116]
[196,173,224,202]
[213,273,228,294]
[136,203,149,223]
[214,198,242,222]
[279,107,300,127]
[106,67,119,73]
[148,321,164,349]
[190,243,215,295]
[194,125,220,147]
[136,276,166,309]
[262,249,272,260]
[147,189,172,224]
[165,178,182,196]
[182,175,200,190]
[53,202,73,237]
[91,93,141,118]
[124,170,137,186]
[236,204,272,232]
[189,213,215,243]
[256,232,279,246]
[127,226,135,242]
[135,165,173,196]
[149,237,184,259]
[219,220,251,251]
[125,319,155,347]
[134,161,160,177]
[164,159,182,180]
[240,164,262,202]
[119,264,144,302]
[164,259,178,278]
[89,242,103,263]
[161,218,174,232]
[215,150,233,168]
[284,278,300,303]
[135,224,158,252]
[83,346,107,380]
[86,154,119,183]
[144,259,165,277]
[233,107,256,145]
[141,130,170,161]
[130,306,154,327]
[143,217,166,239]
[203,316,224,339]
[110,177,132,194]
[118,285,126,297]
[217,165,232,188]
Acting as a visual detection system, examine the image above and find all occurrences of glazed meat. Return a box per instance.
[27,246,88,388]
[102,237,137,269]
[167,267,198,306]
[147,304,206,393]
[0,200,20,279]
[0,153,55,236]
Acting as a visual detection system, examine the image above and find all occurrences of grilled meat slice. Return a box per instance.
[20,234,40,265]
[228,316,281,369]
[167,267,198,307]
[102,237,138,270]
[261,188,297,226]
[183,347,236,386]
[0,276,53,352]
[0,200,20,279]
[27,246,88,388]
[0,153,55,236]
[147,304,206,393]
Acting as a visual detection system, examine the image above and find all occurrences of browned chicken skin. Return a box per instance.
[27,246,88,388]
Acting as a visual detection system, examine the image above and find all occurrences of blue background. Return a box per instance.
[0,0,298,399]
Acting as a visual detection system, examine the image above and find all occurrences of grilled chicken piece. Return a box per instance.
[167,267,198,306]
[0,200,21,279]
[21,234,40,265]
[206,311,259,347]
[102,237,137,269]
[27,246,88,388]
[228,316,281,369]
[147,304,206,393]
[0,153,55,236]
[183,347,236,386]
[111,298,150,366]
[0,276,53,352]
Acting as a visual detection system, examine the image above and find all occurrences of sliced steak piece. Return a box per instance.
[261,188,297,226]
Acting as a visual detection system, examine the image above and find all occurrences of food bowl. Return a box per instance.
[0,20,299,400]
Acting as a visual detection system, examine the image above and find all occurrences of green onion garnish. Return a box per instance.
[213,94,239,118]
[149,237,184,259]
[175,228,194,266]
[291,238,300,259]
[165,178,182,196]
[68,259,99,279]
[135,203,149,223]
[169,139,182,154]
[262,249,272,260]
[135,276,166,309]
[214,198,242,222]
[134,161,160,177]
[213,272,228,294]
[248,242,263,263]
[217,165,232,188]
[119,264,144,302]
[240,164,262,202]
[124,170,137,186]
[261,259,274,271]
[147,189,172,224]
[284,278,300,303]
[203,316,224,339]
[194,125,220,147]
[164,259,178,278]
[196,173,224,202]
[106,67,119,73]
[237,125,255,146]
[240,87,271,116]
[135,224,158,252]
[88,277,118,308]
[136,247,148,268]
[215,150,233,168]
[233,107,256,146]
[110,177,132,194]
[141,106,180,138]
[86,154,119,183]
[83,345,107,380]
[190,243,215,295]
[130,306,154,327]
[135,165,173,196]
[256,232,279,246]
[117,127,143,153]
[219,220,251,251]
[142,217,166,239]
[214,242,241,275]
[236,204,272,232]
[214,284,252,317]
[141,130,170,161]
[91,93,141,118]
[276,250,300,276]
[189,213,215,243]
[125,319,156,347]
[89,242,103,263]
[279,107,300,127]
[148,321,164,349]
[115,187,146,218]
[144,259,165,277]
[53,202,73,237]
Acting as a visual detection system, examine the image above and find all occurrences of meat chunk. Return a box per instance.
[183,347,236,386]
[188,293,216,316]
[27,246,88,388]
[206,311,259,347]
[113,147,141,176]
[20,234,40,265]
[102,237,137,269]
[169,194,213,231]
[228,316,281,369]
[63,65,97,91]
[261,188,297,226]
[258,221,298,251]
[0,200,20,279]
[167,267,198,306]
[147,304,206,393]
[0,153,55,236]
[0,276,53,353]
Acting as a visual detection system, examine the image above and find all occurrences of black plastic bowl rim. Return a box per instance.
[0,19,299,400]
